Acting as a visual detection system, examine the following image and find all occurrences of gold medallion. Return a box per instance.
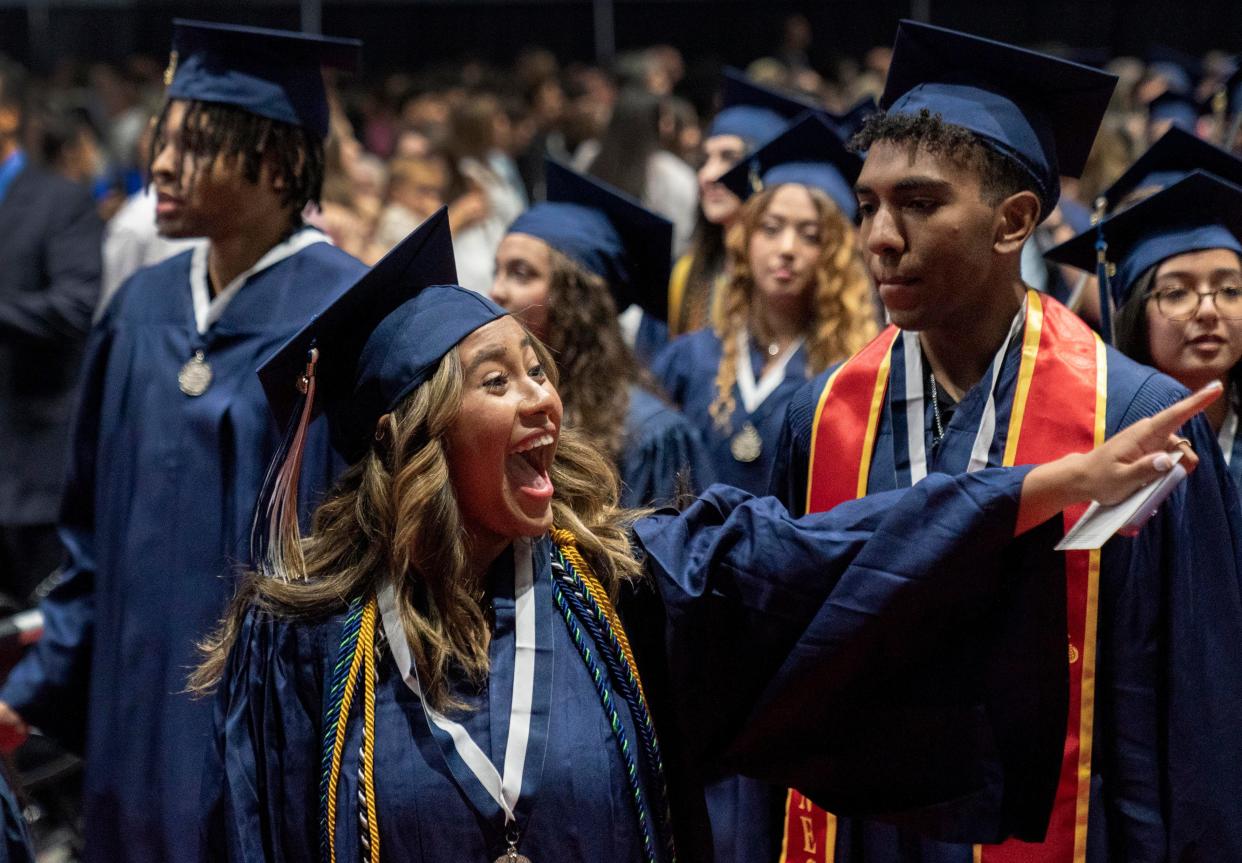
[730,422,763,463]
[493,852,531,863]
[178,350,213,397]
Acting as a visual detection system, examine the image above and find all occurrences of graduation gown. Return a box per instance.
[618,385,714,508]
[0,771,32,863]
[1216,393,1242,501]
[771,332,1242,861]
[0,235,367,863]
[654,329,809,496]
[203,469,1075,863]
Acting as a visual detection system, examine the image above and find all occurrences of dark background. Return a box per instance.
[1,0,1239,74]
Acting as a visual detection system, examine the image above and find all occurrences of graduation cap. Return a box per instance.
[1145,46,1201,95]
[165,19,362,139]
[1045,171,1242,309]
[1147,91,1200,134]
[505,160,674,321]
[828,95,879,142]
[717,112,863,220]
[880,20,1118,221]
[251,207,506,577]
[1100,127,1242,211]
[707,67,822,146]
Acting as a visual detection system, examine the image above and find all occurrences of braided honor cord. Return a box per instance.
[320,596,381,863]
[551,530,676,863]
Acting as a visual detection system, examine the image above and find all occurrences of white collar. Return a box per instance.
[735,330,805,414]
[189,227,328,334]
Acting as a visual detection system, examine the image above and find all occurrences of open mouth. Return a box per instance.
[507,432,556,499]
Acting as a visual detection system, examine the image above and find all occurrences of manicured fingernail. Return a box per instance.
[1203,380,1224,393]
[1154,453,1173,471]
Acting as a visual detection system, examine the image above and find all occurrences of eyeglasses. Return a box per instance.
[1147,284,1242,321]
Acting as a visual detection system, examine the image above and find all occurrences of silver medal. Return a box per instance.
[730,422,763,463]
[178,350,213,397]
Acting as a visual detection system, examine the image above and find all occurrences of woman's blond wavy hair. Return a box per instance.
[191,332,645,712]
[708,184,878,431]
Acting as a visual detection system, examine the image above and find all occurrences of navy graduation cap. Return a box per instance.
[717,112,863,220]
[707,67,822,146]
[1147,91,1200,134]
[881,20,1118,221]
[1045,171,1242,308]
[829,95,879,142]
[259,207,504,462]
[1145,47,1200,96]
[1100,127,1242,211]
[506,160,674,321]
[166,19,362,140]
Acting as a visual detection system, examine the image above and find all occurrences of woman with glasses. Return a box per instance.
[1048,170,1242,484]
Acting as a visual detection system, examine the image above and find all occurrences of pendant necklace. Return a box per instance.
[928,372,945,445]
[178,349,213,396]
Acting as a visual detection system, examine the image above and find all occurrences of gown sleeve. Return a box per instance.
[201,607,326,863]
[632,467,1071,843]
[619,405,715,509]
[0,314,115,751]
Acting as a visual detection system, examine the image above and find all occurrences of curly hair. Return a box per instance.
[851,108,1035,208]
[149,98,326,230]
[541,246,645,458]
[191,331,645,712]
[708,184,878,431]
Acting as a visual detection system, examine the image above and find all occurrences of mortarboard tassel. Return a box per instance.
[1092,196,1114,345]
[251,347,319,580]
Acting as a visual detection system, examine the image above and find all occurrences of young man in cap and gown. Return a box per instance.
[0,21,366,863]
[771,21,1242,863]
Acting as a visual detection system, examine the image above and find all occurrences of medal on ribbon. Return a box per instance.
[178,350,212,396]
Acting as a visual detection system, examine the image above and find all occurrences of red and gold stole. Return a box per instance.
[780,291,1107,863]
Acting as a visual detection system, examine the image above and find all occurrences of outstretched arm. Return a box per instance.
[1015,381,1216,533]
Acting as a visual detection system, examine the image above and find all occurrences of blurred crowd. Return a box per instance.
[7,15,1241,319]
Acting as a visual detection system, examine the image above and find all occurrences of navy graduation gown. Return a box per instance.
[618,385,714,508]
[654,329,809,496]
[0,771,32,863]
[0,239,367,863]
[204,468,1077,863]
[771,339,1242,861]
[633,311,670,369]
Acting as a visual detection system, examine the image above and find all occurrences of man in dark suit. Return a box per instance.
[0,55,102,603]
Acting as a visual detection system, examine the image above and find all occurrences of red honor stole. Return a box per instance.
[781,291,1107,863]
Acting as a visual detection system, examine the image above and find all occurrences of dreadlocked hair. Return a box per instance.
[191,329,647,713]
[851,108,1035,209]
[149,99,325,229]
[542,246,646,459]
[709,183,878,432]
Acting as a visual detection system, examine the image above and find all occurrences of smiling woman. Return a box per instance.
[655,114,877,496]
[193,209,1211,863]
[1049,171,1242,490]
